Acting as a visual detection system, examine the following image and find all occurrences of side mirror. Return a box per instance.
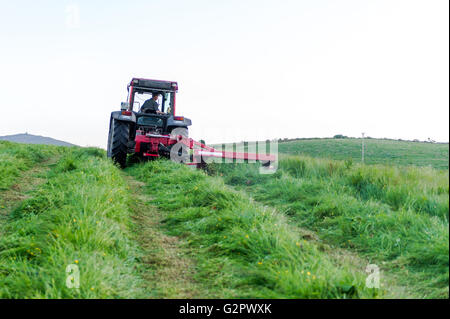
[121,102,129,110]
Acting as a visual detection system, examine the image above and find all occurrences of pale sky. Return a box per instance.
[0,0,448,147]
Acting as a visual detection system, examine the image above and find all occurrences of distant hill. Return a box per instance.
[0,133,77,147]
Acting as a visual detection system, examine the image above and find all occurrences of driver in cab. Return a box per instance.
[141,92,164,114]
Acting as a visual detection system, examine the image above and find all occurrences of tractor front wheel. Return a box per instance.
[107,118,129,168]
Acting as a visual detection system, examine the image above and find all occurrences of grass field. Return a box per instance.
[0,145,145,298]
[0,141,64,191]
[0,139,448,298]
[277,138,449,169]
[209,155,449,298]
[128,160,381,298]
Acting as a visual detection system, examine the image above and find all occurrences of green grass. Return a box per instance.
[277,138,449,169]
[128,160,387,298]
[209,155,449,298]
[0,147,145,298]
[1,139,447,298]
[0,141,64,190]
[215,138,449,169]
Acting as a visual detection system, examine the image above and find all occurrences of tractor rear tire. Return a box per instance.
[107,118,129,168]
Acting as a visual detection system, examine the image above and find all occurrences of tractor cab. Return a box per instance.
[131,89,174,115]
[126,78,177,115]
[122,78,191,134]
[125,78,186,135]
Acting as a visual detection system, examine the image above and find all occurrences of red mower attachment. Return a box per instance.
[136,133,277,168]
[177,136,275,165]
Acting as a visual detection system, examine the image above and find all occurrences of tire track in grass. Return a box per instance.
[126,176,203,298]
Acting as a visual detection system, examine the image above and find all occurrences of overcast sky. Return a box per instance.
[0,0,448,147]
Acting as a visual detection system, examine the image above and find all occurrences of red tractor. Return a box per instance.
[107,77,276,168]
[107,78,191,167]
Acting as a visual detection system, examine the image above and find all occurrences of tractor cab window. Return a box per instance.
[134,91,162,112]
[133,90,173,114]
[163,92,174,114]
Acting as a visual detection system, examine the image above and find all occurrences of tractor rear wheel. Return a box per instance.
[107,118,129,168]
